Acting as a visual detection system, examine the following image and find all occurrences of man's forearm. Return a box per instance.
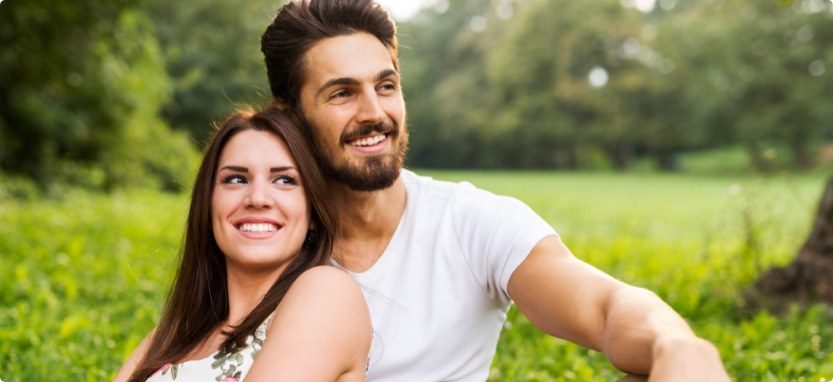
[601,285,698,375]
[508,237,728,380]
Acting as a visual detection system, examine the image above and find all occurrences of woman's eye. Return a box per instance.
[274,175,298,186]
[221,174,247,184]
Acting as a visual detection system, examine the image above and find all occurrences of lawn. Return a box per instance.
[1,171,831,381]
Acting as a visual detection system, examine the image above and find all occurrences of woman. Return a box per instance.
[115,105,371,381]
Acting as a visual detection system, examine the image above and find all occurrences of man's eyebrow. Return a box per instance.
[315,69,400,97]
[316,77,360,97]
[375,69,398,82]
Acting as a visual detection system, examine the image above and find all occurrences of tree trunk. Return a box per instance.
[745,142,775,173]
[654,150,680,172]
[603,144,631,171]
[754,175,833,309]
[788,135,813,170]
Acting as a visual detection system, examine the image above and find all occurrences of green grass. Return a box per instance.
[0,189,187,381]
[676,146,753,174]
[2,172,832,380]
[423,170,833,381]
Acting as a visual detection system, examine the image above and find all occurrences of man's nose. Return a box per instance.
[355,89,385,125]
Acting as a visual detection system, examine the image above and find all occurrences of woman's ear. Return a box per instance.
[304,220,317,246]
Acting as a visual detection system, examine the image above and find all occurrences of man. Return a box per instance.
[261,1,730,380]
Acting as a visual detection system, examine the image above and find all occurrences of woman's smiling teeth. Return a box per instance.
[237,223,279,233]
[350,134,386,147]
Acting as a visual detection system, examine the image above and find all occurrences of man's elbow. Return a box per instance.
[600,285,687,374]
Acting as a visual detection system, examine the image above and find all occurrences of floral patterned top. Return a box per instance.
[146,314,273,382]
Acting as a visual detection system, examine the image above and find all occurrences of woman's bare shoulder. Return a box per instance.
[114,326,157,382]
[290,265,363,294]
[245,266,370,381]
[276,265,369,331]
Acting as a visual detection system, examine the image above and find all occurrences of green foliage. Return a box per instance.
[145,0,277,143]
[0,1,199,191]
[4,0,832,187]
[399,0,833,171]
[657,0,833,171]
[97,10,200,191]
[0,188,186,380]
[0,0,134,182]
[2,172,832,380]
[488,0,653,169]
[400,0,506,168]
[0,172,40,201]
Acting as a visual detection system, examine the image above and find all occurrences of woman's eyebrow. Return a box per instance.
[218,165,296,173]
[219,165,247,172]
[270,166,296,173]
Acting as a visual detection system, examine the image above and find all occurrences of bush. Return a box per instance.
[0,173,40,201]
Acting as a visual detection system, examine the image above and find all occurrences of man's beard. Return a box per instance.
[312,121,408,192]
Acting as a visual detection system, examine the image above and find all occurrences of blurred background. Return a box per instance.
[1,0,832,193]
[2,0,833,380]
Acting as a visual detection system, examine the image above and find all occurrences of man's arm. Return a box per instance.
[507,235,729,381]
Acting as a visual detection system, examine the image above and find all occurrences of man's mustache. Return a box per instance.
[340,122,396,144]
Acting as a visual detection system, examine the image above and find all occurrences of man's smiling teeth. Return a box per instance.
[350,134,386,147]
[238,223,278,233]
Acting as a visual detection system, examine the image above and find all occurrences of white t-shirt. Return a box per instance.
[333,169,557,381]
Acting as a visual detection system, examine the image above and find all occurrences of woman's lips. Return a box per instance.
[233,218,283,240]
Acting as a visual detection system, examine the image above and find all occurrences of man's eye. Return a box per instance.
[274,175,298,186]
[222,174,247,184]
[330,90,349,99]
[379,82,397,91]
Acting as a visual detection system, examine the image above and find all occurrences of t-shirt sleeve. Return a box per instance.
[451,183,557,306]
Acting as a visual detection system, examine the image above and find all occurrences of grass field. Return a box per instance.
[1,171,832,381]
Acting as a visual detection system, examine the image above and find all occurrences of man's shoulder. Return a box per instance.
[401,168,479,198]
[402,169,510,213]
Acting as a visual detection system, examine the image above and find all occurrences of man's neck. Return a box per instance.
[328,175,407,272]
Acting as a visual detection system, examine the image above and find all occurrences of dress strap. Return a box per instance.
[254,311,276,342]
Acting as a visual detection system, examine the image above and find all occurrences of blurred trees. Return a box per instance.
[487,0,649,169]
[0,0,278,191]
[671,0,833,171]
[1,0,832,190]
[145,0,275,143]
[0,0,197,191]
[400,0,509,168]
[401,0,833,171]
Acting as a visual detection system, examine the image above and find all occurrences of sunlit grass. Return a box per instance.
[422,170,832,381]
[1,172,831,380]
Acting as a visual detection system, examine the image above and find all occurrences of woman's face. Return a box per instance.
[211,129,311,273]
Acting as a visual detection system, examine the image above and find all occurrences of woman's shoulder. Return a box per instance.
[278,265,368,322]
[114,327,158,382]
[244,266,371,381]
[291,265,362,292]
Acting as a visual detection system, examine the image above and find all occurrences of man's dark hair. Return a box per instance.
[261,0,398,109]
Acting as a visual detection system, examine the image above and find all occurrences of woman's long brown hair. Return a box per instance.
[129,105,337,381]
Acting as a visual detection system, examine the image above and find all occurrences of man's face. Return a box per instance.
[299,32,407,192]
